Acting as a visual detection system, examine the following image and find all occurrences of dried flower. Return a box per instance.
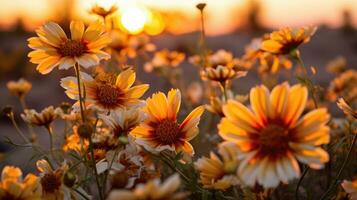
[21,106,61,127]
[7,78,32,98]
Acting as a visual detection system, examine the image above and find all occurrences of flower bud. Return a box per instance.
[196,3,206,11]
[77,123,93,139]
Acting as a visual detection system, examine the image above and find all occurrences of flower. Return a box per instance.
[206,92,248,117]
[61,68,149,112]
[144,49,185,72]
[7,78,32,98]
[36,160,70,200]
[326,56,347,75]
[218,83,330,188]
[337,98,357,119]
[28,21,111,74]
[107,174,188,200]
[126,35,156,58]
[342,178,357,200]
[107,30,130,62]
[63,126,89,152]
[195,142,240,190]
[131,89,205,156]
[186,82,203,105]
[90,4,118,19]
[261,27,317,55]
[21,106,61,127]
[99,107,145,137]
[202,65,247,84]
[0,166,42,200]
[327,69,357,104]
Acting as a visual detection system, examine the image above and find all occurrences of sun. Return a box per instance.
[121,7,148,34]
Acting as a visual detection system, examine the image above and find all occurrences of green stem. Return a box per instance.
[89,138,104,200]
[74,64,86,122]
[319,133,357,200]
[8,112,29,143]
[45,125,54,152]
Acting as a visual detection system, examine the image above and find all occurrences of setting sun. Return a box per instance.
[120,6,148,34]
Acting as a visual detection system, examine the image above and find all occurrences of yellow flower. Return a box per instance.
[36,160,69,200]
[126,35,156,58]
[337,98,357,119]
[21,106,61,127]
[258,52,292,74]
[107,174,188,200]
[90,4,118,19]
[28,21,111,74]
[261,27,317,55]
[195,142,240,190]
[202,65,247,84]
[63,126,89,152]
[327,69,357,104]
[131,89,204,156]
[107,30,130,62]
[99,107,145,137]
[7,78,32,98]
[0,166,42,200]
[342,178,357,200]
[144,49,185,72]
[326,56,347,75]
[206,92,248,117]
[61,69,149,112]
[218,83,330,188]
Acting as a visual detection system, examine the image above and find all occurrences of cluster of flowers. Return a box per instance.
[2,3,357,200]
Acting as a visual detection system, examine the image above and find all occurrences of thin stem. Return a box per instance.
[89,138,104,200]
[8,112,29,143]
[319,133,357,200]
[220,82,228,101]
[198,9,207,69]
[45,125,54,152]
[19,97,37,143]
[74,64,86,122]
[102,148,120,195]
[73,187,91,200]
[295,166,309,200]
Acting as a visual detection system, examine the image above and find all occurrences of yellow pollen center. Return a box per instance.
[256,124,290,158]
[58,39,86,57]
[41,173,62,193]
[96,84,123,108]
[155,120,181,145]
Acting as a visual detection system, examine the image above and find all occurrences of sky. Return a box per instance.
[0,0,356,35]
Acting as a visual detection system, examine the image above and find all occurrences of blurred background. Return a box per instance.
[0,0,357,167]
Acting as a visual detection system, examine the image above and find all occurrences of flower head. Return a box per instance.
[337,98,357,119]
[327,69,357,103]
[107,174,188,200]
[61,68,149,112]
[261,27,317,55]
[0,166,42,200]
[218,83,330,188]
[7,78,32,98]
[144,49,185,72]
[131,89,204,156]
[28,21,111,74]
[90,4,118,19]
[195,142,240,190]
[21,106,61,127]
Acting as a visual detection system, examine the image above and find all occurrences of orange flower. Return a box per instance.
[28,21,111,74]
[61,69,149,112]
[261,27,317,55]
[144,49,185,72]
[218,83,330,188]
[131,89,204,156]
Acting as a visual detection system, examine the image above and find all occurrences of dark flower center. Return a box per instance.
[96,84,123,108]
[154,120,181,145]
[41,172,62,193]
[58,39,87,57]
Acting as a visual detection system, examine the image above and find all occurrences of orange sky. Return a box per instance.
[0,0,356,35]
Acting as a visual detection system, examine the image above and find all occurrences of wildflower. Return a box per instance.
[126,35,156,58]
[36,160,70,200]
[107,174,188,200]
[195,142,240,190]
[202,65,247,84]
[28,21,111,74]
[21,106,61,127]
[261,27,317,55]
[63,126,89,152]
[342,178,357,200]
[337,98,357,119]
[107,30,130,62]
[99,107,145,137]
[144,49,185,72]
[61,69,149,112]
[196,3,206,11]
[326,56,347,75]
[186,82,203,105]
[0,166,42,200]
[90,4,118,19]
[327,69,357,104]
[218,83,330,188]
[206,92,248,117]
[7,78,32,98]
[131,89,204,156]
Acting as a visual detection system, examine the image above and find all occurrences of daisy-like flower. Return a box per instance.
[61,69,149,112]
[36,160,70,200]
[218,82,330,188]
[342,178,357,200]
[131,89,204,156]
[144,49,185,72]
[327,69,357,104]
[90,4,118,19]
[261,27,317,55]
[7,78,32,98]
[99,107,145,137]
[337,98,357,119]
[202,65,247,84]
[195,142,240,190]
[21,106,61,127]
[0,166,42,200]
[126,35,156,58]
[206,92,248,117]
[28,21,111,74]
[107,174,188,200]
[107,30,130,62]
[63,126,89,152]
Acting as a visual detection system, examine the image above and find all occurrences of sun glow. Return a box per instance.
[120,7,148,34]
